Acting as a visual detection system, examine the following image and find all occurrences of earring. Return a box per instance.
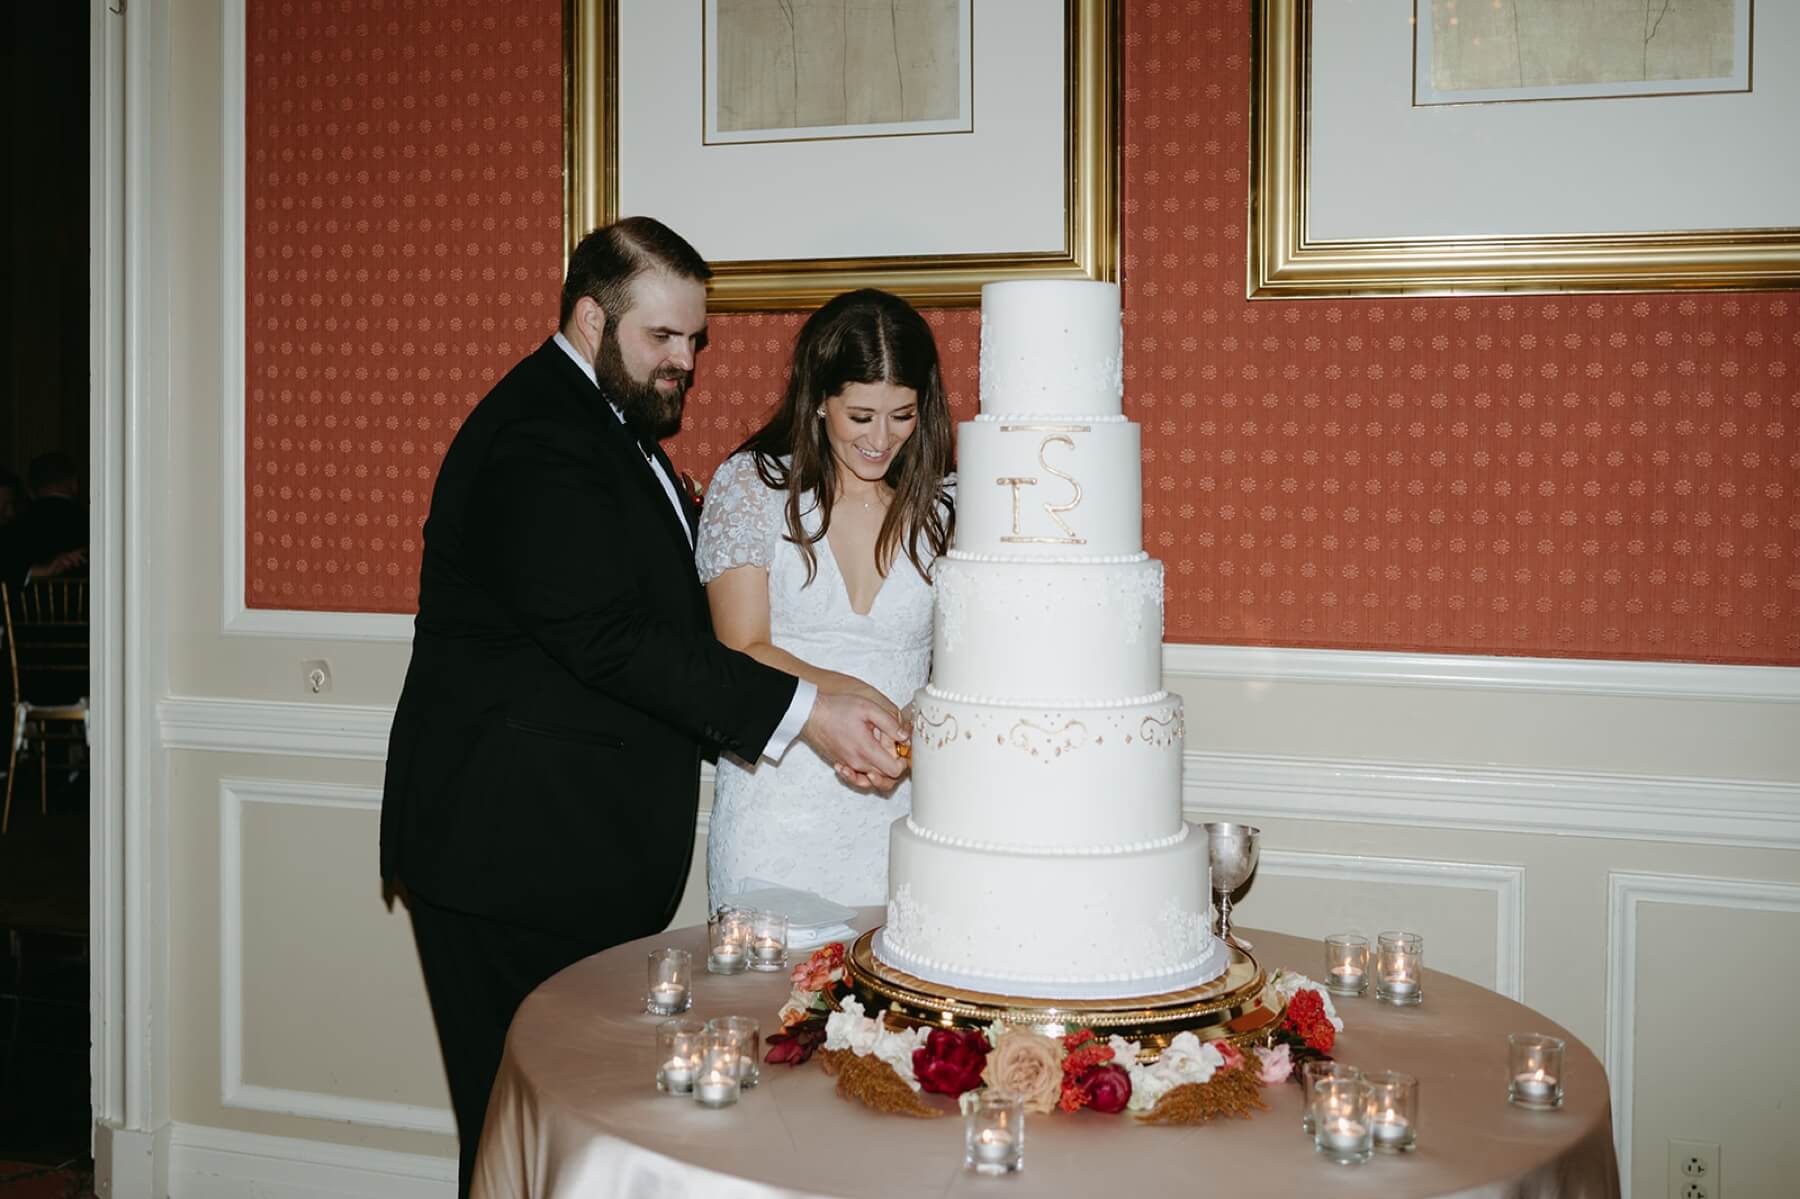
[816,406,826,418]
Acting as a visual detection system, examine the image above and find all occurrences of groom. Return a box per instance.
[381,216,906,1195]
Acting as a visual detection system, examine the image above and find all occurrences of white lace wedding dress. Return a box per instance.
[695,452,943,910]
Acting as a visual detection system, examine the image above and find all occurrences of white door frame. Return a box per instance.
[90,0,171,1191]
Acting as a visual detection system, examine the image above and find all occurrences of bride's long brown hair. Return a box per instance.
[736,288,954,585]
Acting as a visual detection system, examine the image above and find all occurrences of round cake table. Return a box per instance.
[470,914,1620,1199]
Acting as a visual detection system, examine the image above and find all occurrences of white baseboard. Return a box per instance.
[93,1121,171,1199]
[170,1124,454,1199]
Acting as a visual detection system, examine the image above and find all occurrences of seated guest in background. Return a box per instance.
[0,466,21,528]
[16,451,87,567]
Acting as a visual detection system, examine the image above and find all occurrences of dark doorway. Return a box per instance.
[0,0,95,1189]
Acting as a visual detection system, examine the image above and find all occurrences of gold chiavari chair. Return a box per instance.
[2,580,89,834]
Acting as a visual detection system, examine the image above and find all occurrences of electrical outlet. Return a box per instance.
[301,658,333,695]
[1667,1139,1720,1199]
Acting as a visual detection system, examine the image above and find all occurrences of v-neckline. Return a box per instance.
[820,525,889,619]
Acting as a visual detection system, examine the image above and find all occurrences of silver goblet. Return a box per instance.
[1202,822,1261,950]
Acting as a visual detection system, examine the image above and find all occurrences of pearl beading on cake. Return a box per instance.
[902,817,1189,857]
[921,684,1171,710]
[970,412,1130,424]
[946,549,1150,565]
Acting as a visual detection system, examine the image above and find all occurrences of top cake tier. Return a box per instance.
[979,280,1122,417]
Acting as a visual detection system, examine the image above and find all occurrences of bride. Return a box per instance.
[696,289,954,909]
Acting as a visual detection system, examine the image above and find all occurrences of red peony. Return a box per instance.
[1078,1063,1133,1114]
[912,1028,991,1097]
[1280,987,1337,1054]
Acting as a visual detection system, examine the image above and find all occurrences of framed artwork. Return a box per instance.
[565,0,1119,310]
[1414,0,1753,107]
[1248,0,1800,297]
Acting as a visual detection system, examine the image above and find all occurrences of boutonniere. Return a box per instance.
[678,470,707,506]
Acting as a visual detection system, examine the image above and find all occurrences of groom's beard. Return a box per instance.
[595,325,689,444]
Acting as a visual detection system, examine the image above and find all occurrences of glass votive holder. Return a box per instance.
[1311,1076,1375,1165]
[645,947,692,1015]
[655,1019,703,1095]
[1299,1060,1363,1135]
[962,1089,1025,1175]
[694,1033,742,1109]
[1368,1070,1419,1152]
[1507,1032,1565,1110]
[706,1015,761,1090]
[1324,933,1370,996]
[749,910,789,972]
[1376,931,1424,1005]
[707,906,752,975]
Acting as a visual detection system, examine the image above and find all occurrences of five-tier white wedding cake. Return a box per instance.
[875,280,1227,999]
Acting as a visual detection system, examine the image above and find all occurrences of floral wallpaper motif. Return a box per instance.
[246,0,1799,664]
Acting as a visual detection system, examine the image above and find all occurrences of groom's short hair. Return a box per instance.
[559,217,711,326]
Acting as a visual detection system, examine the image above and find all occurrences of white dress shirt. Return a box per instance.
[552,331,814,762]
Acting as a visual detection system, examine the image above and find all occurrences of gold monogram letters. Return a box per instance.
[995,425,1089,545]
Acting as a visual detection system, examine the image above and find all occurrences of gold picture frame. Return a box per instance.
[1248,0,1800,298]
[565,0,1119,311]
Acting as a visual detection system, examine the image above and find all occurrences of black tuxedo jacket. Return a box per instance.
[381,337,797,941]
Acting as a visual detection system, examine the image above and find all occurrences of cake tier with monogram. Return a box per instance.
[873,280,1229,999]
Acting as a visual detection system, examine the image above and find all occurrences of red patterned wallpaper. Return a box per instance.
[246,0,1800,664]
[244,0,566,612]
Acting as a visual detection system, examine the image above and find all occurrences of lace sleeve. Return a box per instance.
[695,452,782,583]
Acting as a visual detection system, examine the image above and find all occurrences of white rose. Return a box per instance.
[871,1026,930,1091]
[824,997,881,1054]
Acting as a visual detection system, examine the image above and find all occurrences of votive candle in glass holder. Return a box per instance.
[706,1015,761,1090]
[707,906,752,975]
[1507,1033,1565,1110]
[1299,1061,1363,1136]
[694,1033,742,1109]
[1324,934,1370,996]
[749,911,789,972]
[1311,1076,1375,1165]
[655,1020,703,1095]
[1368,1071,1419,1152]
[1376,931,1424,1006]
[645,947,692,1015]
[962,1090,1025,1176]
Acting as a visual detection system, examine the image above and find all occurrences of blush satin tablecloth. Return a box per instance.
[471,913,1620,1199]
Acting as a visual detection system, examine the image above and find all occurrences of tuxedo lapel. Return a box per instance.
[534,339,700,576]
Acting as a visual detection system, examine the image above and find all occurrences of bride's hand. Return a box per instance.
[819,675,899,725]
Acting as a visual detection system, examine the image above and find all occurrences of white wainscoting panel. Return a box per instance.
[220,778,455,1135]
[1604,871,1800,1199]
[170,1123,455,1199]
[1253,849,1524,998]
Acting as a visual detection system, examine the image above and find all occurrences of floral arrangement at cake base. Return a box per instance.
[763,945,1345,1125]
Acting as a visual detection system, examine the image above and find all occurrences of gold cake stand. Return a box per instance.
[844,929,1286,1058]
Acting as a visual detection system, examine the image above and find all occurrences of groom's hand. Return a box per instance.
[801,692,907,792]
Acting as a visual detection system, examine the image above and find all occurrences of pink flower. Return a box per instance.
[1258,1042,1293,1084]
[1214,1041,1245,1072]
[789,942,846,993]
